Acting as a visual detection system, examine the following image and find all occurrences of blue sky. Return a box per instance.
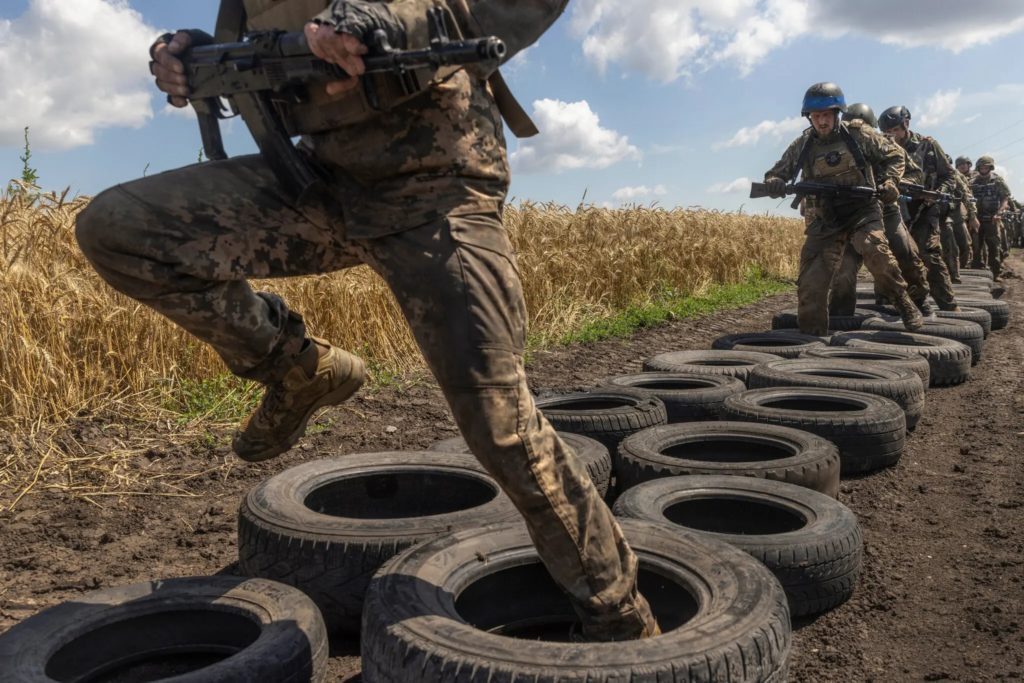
[2,0,1024,215]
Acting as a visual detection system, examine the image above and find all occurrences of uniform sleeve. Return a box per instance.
[764,135,806,182]
[389,0,568,64]
[995,177,1012,201]
[862,126,904,186]
[927,138,956,194]
[959,174,977,220]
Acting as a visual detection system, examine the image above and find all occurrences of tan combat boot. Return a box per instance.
[893,291,925,332]
[232,338,365,462]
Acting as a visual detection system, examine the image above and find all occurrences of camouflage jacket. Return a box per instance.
[899,131,955,195]
[970,172,1011,218]
[952,170,977,220]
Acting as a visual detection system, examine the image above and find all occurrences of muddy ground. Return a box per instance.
[1,255,1022,682]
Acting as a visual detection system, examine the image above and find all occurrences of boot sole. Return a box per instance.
[235,357,367,463]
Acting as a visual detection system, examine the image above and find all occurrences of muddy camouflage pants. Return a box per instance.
[907,201,958,310]
[75,154,654,640]
[798,203,908,336]
[939,214,961,281]
[950,207,973,268]
[972,218,1003,278]
[830,202,929,315]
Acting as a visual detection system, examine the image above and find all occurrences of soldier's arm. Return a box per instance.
[997,178,1012,212]
[963,178,978,220]
[863,126,905,187]
[764,135,805,182]
[928,138,956,194]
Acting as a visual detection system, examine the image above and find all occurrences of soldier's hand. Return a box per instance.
[765,177,787,198]
[969,216,980,232]
[879,180,900,204]
[151,31,192,108]
[304,22,367,95]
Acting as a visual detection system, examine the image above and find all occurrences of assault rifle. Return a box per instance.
[180,7,505,203]
[750,180,879,209]
[898,182,953,205]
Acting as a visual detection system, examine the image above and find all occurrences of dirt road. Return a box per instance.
[1,255,1021,681]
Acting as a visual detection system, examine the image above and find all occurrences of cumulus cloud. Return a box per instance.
[569,0,1024,80]
[715,117,806,149]
[0,0,159,150]
[708,176,753,193]
[611,184,667,201]
[915,89,961,128]
[510,99,641,173]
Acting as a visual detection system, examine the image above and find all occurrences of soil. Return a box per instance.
[2,255,1022,682]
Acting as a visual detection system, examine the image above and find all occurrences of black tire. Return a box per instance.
[617,421,841,497]
[613,476,862,618]
[536,388,668,451]
[861,317,984,365]
[721,387,906,475]
[955,297,1010,331]
[361,520,791,682]
[237,452,520,635]
[960,268,994,280]
[800,346,931,387]
[712,331,827,358]
[429,431,612,498]
[935,306,992,338]
[830,331,972,387]
[952,285,993,297]
[642,349,781,384]
[747,358,925,430]
[600,372,746,423]
[0,575,328,683]
[771,307,879,331]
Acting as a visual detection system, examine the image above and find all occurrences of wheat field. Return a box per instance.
[0,183,802,506]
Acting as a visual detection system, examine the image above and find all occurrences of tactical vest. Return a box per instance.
[799,126,871,187]
[972,176,1002,217]
[229,0,537,137]
[904,135,940,189]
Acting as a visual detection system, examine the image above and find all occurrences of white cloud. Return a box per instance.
[510,99,641,173]
[915,89,961,128]
[715,117,806,149]
[708,176,753,194]
[611,184,667,201]
[569,0,1024,81]
[962,114,982,124]
[0,0,159,150]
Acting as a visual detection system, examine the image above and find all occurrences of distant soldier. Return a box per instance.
[942,155,977,282]
[953,156,978,269]
[830,102,931,316]
[969,155,1011,280]
[879,106,959,311]
[763,84,922,335]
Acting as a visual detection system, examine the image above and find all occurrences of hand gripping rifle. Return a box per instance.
[750,180,880,209]
[898,182,953,205]
[179,7,505,204]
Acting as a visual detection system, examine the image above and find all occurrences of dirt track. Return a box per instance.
[1,254,1022,682]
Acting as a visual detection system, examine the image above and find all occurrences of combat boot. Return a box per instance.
[915,299,935,318]
[894,292,925,332]
[232,338,365,462]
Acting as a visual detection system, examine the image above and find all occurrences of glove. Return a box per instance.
[879,180,899,204]
[765,177,787,198]
[313,1,406,50]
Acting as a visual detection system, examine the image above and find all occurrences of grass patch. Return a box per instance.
[163,375,262,424]
[557,270,793,345]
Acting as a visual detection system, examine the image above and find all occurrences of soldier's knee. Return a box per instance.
[74,187,123,267]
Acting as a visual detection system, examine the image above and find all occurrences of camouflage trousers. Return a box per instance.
[939,214,961,281]
[830,202,929,315]
[798,203,908,336]
[907,201,958,310]
[74,154,654,640]
[950,208,973,269]
[971,217,1003,278]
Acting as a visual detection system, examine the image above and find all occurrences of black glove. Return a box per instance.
[765,177,787,199]
[313,1,406,51]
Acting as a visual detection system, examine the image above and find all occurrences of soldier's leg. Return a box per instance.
[940,215,961,281]
[850,221,909,300]
[797,230,847,336]
[953,211,973,267]
[75,155,363,383]
[971,226,985,269]
[365,212,656,641]
[983,220,1003,278]
[909,207,958,310]
[882,203,930,305]
[828,242,862,316]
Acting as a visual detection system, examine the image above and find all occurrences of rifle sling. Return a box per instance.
[487,70,538,138]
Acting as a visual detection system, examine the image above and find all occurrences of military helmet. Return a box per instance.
[843,102,877,128]
[878,105,912,131]
[955,156,972,167]
[801,82,847,116]
[976,155,995,169]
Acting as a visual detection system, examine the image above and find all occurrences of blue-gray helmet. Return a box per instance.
[801,82,847,116]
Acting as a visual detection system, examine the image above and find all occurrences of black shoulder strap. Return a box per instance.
[839,123,869,175]
[793,130,813,180]
[215,0,247,42]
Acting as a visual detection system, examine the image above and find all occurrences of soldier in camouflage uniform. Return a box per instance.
[764,84,922,335]
[941,156,978,282]
[970,155,1012,279]
[829,103,931,316]
[878,106,959,311]
[953,156,978,269]
[75,0,658,642]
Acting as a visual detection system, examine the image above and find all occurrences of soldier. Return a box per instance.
[970,155,1011,280]
[952,156,978,269]
[829,102,931,316]
[74,0,659,642]
[763,84,922,335]
[941,155,978,282]
[878,106,959,311]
